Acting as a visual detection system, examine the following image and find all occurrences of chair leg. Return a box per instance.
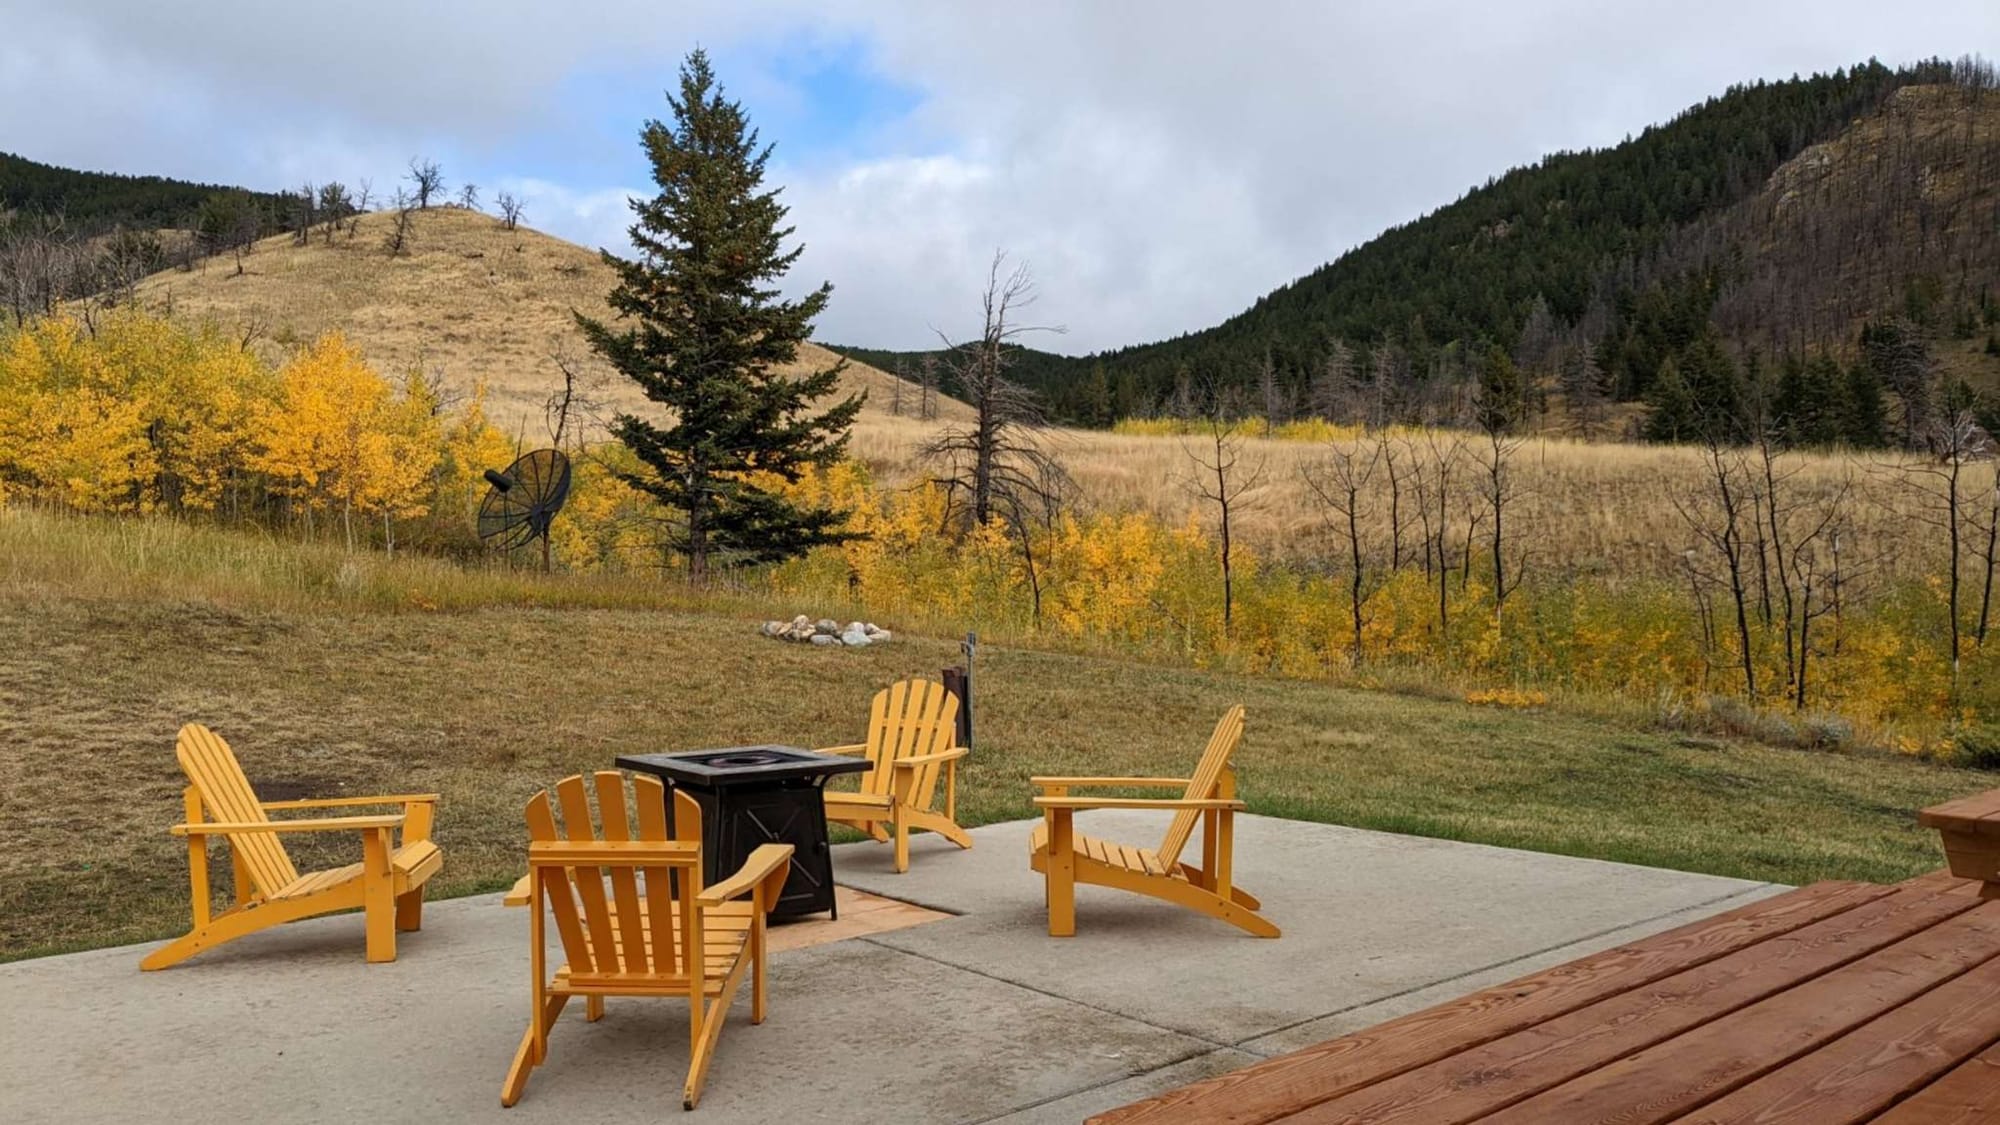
[396,888,425,932]
[585,996,605,1022]
[1046,811,1076,937]
[138,928,213,971]
[903,807,973,851]
[500,994,568,1107]
[362,830,396,963]
[893,806,910,874]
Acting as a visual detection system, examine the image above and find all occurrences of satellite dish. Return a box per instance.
[478,449,572,567]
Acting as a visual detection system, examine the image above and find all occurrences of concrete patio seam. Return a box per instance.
[957,1045,1246,1125]
[855,932,1243,1052]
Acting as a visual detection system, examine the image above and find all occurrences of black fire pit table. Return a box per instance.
[614,746,869,920]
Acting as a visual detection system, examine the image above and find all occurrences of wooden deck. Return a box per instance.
[1093,869,2000,1124]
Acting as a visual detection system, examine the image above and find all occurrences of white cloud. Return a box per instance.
[4,1,1996,353]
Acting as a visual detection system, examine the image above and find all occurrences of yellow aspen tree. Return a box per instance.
[252,332,393,543]
[0,315,156,512]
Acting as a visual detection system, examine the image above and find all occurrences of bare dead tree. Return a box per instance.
[349,178,375,239]
[545,339,609,453]
[317,182,352,244]
[1304,437,1384,661]
[921,251,1072,547]
[1179,377,1269,634]
[457,183,480,211]
[890,358,907,417]
[406,158,445,209]
[1258,345,1285,434]
[1974,460,2000,646]
[495,191,524,231]
[1895,410,1986,689]
[1677,439,1760,701]
[1473,424,1528,623]
[0,215,86,325]
[383,188,417,257]
[1383,439,1408,569]
[918,354,939,421]
[1312,338,1362,424]
[1409,429,1468,632]
[290,182,317,246]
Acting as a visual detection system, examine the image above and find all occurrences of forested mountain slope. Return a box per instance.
[0,150,288,232]
[834,58,2000,434]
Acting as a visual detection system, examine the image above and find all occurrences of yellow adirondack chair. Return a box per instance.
[139,723,443,970]
[501,771,793,1112]
[1028,705,1277,938]
[821,678,972,872]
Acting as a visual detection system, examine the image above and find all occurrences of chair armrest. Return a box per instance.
[1033,797,1246,811]
[261,793,438,811]
[892,747,969,769]
[171,814,405,836]
[1031,776,1191,791]
[503,874,532,907]
[817,745,868,758]
[699,844,795,907]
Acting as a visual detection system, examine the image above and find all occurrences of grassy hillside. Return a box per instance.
[128,205,963,434]
[2,506,1987,960]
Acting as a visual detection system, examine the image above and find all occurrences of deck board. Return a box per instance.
[1088,881,1893,1125]
[1092,874,2000,1125]
[1871,1040,2000,1124]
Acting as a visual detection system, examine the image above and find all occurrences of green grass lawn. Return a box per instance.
[1,509,1991,960]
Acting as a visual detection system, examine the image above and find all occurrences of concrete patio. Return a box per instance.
[0,814,1784,1124]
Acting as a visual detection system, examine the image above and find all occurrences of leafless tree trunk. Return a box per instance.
[406,158,445,209]
[1180,382,1268,635]
[1304,438,1382,661]
[383,189,417,257]
[920,252,1072,608]
[495,192,525,231]
[1473,425,1526,622]
[1678,440,1759,701]
[1897,411,1983,688]
[1258,346,1284,435]
[918,354,939,421]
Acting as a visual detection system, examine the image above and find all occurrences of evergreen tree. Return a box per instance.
[578,50,861,583]
[1841,361,1890,448]
[1474,344,1526,432]
[1645,356,1698,442]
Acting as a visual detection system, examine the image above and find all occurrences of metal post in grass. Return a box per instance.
[942,632,976,750]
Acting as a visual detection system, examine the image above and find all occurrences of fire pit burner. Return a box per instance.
[681,748,818,770]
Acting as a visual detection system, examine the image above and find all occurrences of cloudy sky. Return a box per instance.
[4,2,1996,354]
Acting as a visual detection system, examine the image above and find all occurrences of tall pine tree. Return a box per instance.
[580,50,862,583]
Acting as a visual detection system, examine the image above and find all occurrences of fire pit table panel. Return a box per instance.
[615,746,867,919]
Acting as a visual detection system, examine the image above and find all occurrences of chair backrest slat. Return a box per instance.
[593,771,649,975]
[633,777,678,977]
[528,772,701,990]
[1155,706,1246,870]
[553,775,620,970]
[175,724,299,896]
[860,679,961,807]
[526,792,596,975]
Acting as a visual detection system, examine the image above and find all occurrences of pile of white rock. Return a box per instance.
[760,615,893,647]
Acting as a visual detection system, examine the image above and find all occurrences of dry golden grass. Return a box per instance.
[849,413,1949,581]
[130,206,967,434]
[1,506,1986,960]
